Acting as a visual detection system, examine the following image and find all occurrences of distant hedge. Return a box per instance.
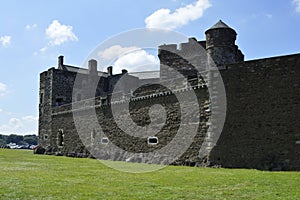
[0,134,37,146]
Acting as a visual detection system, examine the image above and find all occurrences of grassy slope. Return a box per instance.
[0,149,299,200]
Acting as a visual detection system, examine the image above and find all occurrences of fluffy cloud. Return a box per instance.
[145,0,211,30]
[293,0,300,12]
[0,118,22,132]
[45,20,78,46]
[22,115,38,122]
[99,45,140,60]
[113,50,159,73]
[0,115,38,135]
[0,82,8,96]
[98,45,159,73]
[39,46,48,53]
[9,118,22,130]
[25,24,37,30]
[0,35,11,48]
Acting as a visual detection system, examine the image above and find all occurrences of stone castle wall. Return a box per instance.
[210,53,300,170]
[40,53,300,170]
[49,83,211,165]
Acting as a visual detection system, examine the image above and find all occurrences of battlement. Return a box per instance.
[158,38,202,54]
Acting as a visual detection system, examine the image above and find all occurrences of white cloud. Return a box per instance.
[293,0,300,12]
[0,35,12,48]
[45,20,78,46]
[0,115,38,135]
[0,82,6,91]
[145,0,211,30]
[22,115,38,122]
[0,118,22,132]
[25,24,37,30]
[37,20,78,53]
[114,50,159,73]
[98,45,159,73]
[39,46,48,53]
[9,118,22,130]
[0,82,8,96]
[99,45,140,60]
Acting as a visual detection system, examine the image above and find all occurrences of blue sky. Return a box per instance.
[0,0,299,135]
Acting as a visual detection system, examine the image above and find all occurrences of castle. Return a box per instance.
[38,20,300,171]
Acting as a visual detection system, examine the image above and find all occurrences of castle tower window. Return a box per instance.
[40,93,44,104]
[55,97,63,106]
[91,129,96,144]
[148,137,158,145]
[101,137,109,144]
[57,129,64,147]
[101,98,107,105]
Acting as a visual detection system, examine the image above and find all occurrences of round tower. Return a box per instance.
[205,20,244,68]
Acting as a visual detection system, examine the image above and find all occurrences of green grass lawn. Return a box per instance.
[0,149,299,200]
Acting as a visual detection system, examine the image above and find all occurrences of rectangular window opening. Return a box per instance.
[148,137,158,145]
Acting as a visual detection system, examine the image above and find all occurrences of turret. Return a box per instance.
[205,20,244,68]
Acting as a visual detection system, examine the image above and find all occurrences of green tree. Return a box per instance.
[7,134,24,145]
[24,135,38,145]
[0,139,6,146]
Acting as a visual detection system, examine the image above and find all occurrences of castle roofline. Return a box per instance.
[205,20,236,34]
[58,64,109,77]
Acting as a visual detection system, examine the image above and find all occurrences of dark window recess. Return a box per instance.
[44,135,48,140]
[148,137,158,145]
[57,130,64,146]
[55,98,63,106]
[40,93,44,104]
[101,137,109,144]
[101,99,107,105]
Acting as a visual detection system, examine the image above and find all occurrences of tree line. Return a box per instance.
[0,134,38,146]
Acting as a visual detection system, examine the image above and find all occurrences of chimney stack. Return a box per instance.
[58,55,64,69]
[122,69,128,74]
[88,59,97,75]
[107,66,113,76]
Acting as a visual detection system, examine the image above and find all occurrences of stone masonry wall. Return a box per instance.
[210,53,300,170]
[40,53,300,171]
[49,86,211,165]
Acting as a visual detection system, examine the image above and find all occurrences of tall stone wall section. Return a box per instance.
[38,69,53,148]
[210,53,300,170]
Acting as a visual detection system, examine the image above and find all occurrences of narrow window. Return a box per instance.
[57,129,64,146]
[91,129,96,144]
[101,99,107,105]
[40,93,44,104]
